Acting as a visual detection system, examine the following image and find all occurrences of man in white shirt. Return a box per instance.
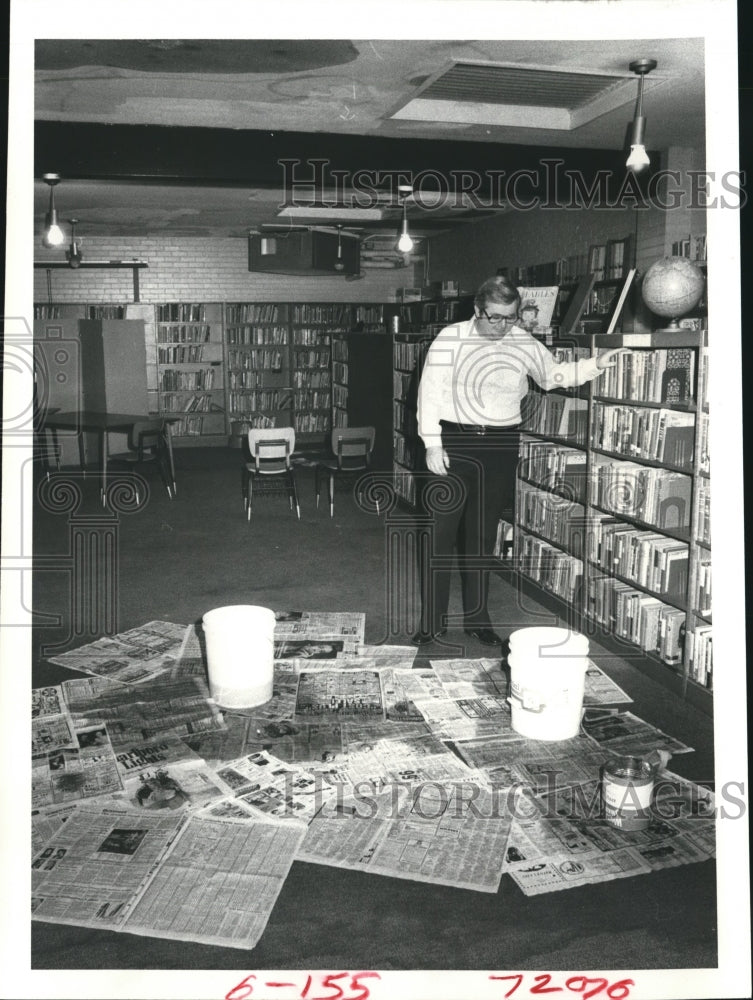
[413,275,624,646]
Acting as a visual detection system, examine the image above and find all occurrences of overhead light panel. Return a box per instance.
[626,59,657,173]
[42,173,65,247]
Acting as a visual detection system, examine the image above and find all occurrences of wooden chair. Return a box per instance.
[315,426,375,517]
[108,419,176,502]
[243,427,300,520]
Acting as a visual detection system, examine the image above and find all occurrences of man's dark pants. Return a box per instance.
[418,423,520,635]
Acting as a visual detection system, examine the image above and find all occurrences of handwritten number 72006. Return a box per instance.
[490,974,634,999]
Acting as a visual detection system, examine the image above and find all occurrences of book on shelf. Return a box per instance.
[588,244,607,281]
[516,285,559,333]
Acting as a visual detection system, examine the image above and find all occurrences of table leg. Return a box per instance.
[165,422,177,498]
[101,429,108,506]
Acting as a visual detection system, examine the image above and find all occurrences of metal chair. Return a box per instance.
[108,419,176,502]
[315,426,375,517]
[243,427,300,520]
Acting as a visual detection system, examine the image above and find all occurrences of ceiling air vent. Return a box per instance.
[389,59,656,131]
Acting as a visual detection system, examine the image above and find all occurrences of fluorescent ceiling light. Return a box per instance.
[277,206,384,221]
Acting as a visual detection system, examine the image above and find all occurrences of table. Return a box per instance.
[42,411,177,503]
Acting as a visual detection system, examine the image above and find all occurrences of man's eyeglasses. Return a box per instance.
[480,309,516,326]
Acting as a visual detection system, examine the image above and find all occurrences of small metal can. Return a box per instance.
[602,757,655,831]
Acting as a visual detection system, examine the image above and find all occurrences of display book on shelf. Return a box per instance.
[154,302,225,441]
[391,295,475,506]
[511,327,711,710]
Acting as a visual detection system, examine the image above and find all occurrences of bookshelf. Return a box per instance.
[225,303,291,436]
[155,302,225,442]
[513,330,711,713]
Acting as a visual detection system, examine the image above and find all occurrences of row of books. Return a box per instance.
[586,575,685,666]
[160,369,216,391]
[694,559,712,617]
[517,482,587,558]
[332,338,348,363]
[670,233,707,262]
[226,303,281,324]
[227,390,285,411]
[393,401,412,435]
[590,403,695,469]
[227,349,284,371]
[293,390,331,410]
[697,412,710,475]
[587,514,689,601]
[293,370,330,388]
[518,440,586,503]
[517,533,583,603]
[353,305,386,326]
[394,371,413,400]
[590,461,692,531]
[228,371,271,390]
[393,433,417,468]
[393,464,417,506]
[521,395,588,444]
[169,414,207,435]
[156,324,212,343]
[157,345,207,364]
[332,385,348,409]
[333,362,348,385]
[161,392,213,413]
[333,408,348,427]
[595,347,696,405]
[226,325,288,346]
[157,303,206,322]
[294,413,330,433]
[293,349,330,367]
[291,304,350,325]
[687,624,712,688]
[393,340,422,372]
[293,329,332,346]
[696,480,711,546]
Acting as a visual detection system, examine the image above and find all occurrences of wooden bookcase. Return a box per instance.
[155,302,225,443]
[512,329,712,713]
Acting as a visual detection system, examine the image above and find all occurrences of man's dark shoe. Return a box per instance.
[464,626,503,646]
[411,628,448,646]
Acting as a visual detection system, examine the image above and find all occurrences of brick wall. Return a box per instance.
[34,236,414,305]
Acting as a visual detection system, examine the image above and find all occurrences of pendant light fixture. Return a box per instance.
[66,218,83,268]
[397,184,414,254]
[626,59,657,173]
[41,173,66,247]
[334,225,345,271]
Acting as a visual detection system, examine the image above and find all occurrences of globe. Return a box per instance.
[641,256,705,329]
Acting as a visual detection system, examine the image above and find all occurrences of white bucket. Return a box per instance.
[507,627,589,741]
[202,605,275,709]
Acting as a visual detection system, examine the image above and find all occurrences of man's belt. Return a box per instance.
[440,420,519,436]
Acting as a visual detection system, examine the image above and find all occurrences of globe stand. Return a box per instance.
[655,317,683,332]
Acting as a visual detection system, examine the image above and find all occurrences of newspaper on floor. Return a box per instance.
[33,685,68,718]
[32,709,77,757]
[281,645,419,673]
[298,779,514,893]
[447,731,612,791]
[221,718,346,766]
[212,749,336,822]
[103,735,232,813]
[32,723,124,811]
[294,668,385,722]
[32,803,305,949]
[273,610,365,651]
[305,720,476,791]
[32,802,80,855]
[582,660,633,706]
[581,709,694,756]
[45,621,190,684]
[503,771,716,895]
[61,673,226,749]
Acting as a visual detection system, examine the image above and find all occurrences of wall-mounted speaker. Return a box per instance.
[248,230,360,275]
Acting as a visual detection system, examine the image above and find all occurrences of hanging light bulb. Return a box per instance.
[42,173,66,247]
[66,218,84,268]
[334,225,345,271]
[626,59,657,174]
[397,187,414,253]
